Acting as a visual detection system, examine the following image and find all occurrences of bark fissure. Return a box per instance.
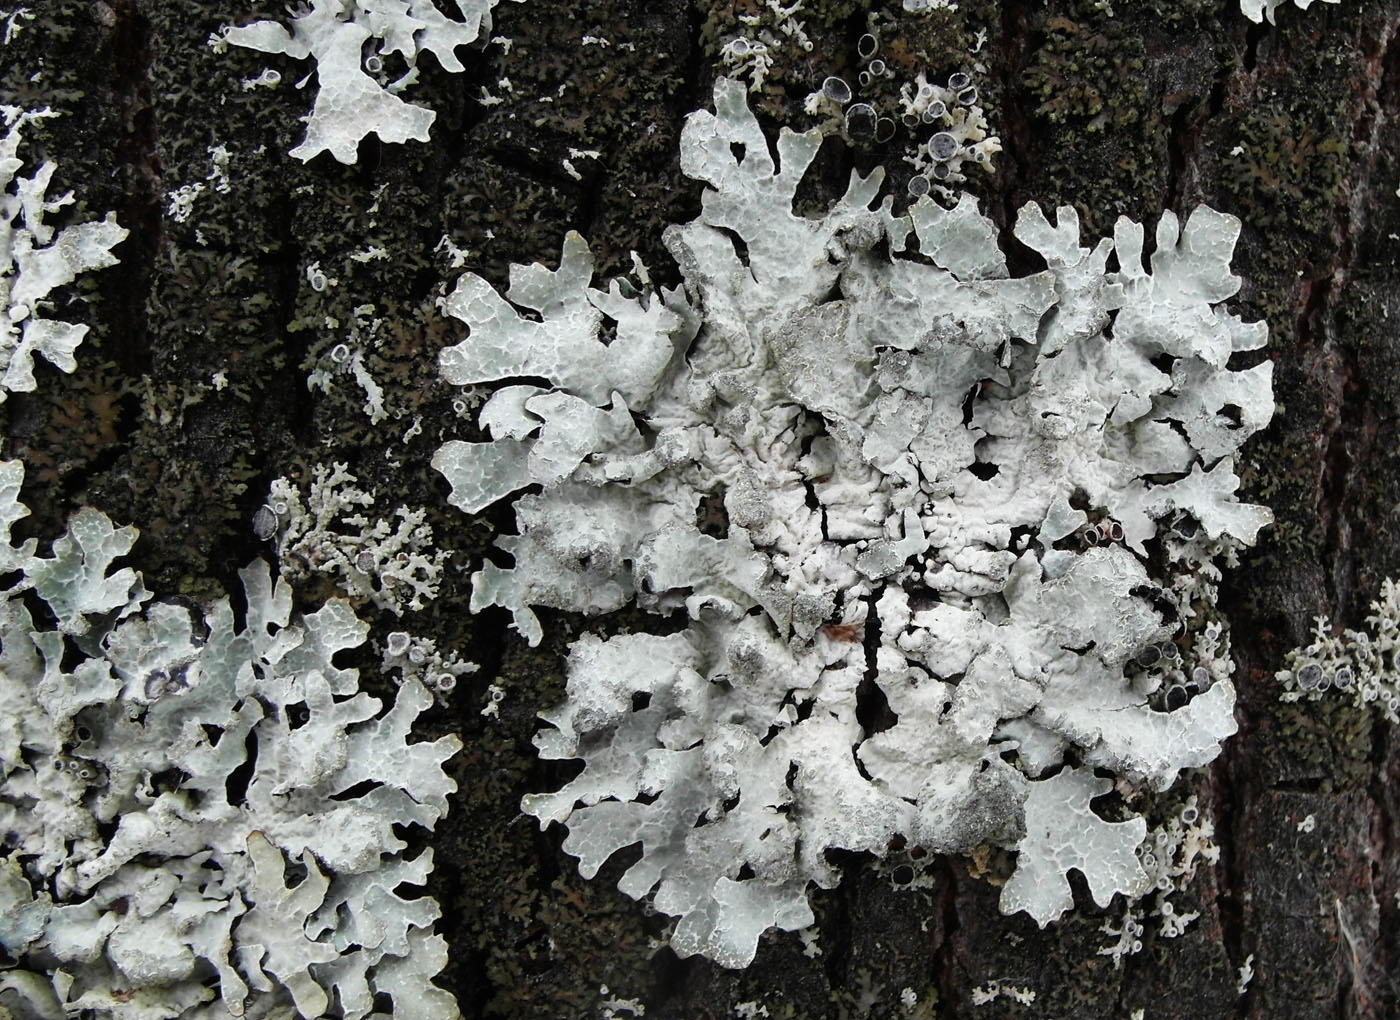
[992,0,1037,233]
[1306,14,1398,623]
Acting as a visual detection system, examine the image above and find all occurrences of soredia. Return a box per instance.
[434,79,1273,967]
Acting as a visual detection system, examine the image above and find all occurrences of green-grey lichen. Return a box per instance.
[1277,578,1400,720]
[0,460,463,1018]
[434,78,1273,967]
[217,0,521,163]
[1,106,126,399]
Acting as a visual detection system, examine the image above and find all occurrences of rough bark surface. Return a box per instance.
[3,1,1399,1017]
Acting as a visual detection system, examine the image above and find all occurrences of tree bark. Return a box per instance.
[4,0,1399,1017]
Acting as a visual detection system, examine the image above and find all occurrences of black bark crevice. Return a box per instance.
[991,0,1036,236]
[1214,733,1252,1019]
[932,857,961,1009]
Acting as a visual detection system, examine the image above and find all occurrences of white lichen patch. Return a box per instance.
[719,0,812,92]
[1,106,126,400]
[305,303,398,424]
[219,0,521,163]
[0,461,462,1018]
[1240,0,1339,23]
[165,143,234,227]
[381,627,478,703]
[0,7,35,45]
[1236,952,1256,994]
[1098,796,1218,965]
[897,70,999,195]
[970,980,1036,1007]
[803,62,1000,201]
[263,462,450,616]
[1277,577,1400,721]
[434,80,1272,967]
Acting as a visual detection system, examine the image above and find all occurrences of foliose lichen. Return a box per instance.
[1277,577,1400,722]
[217,0,521,163]
[433,79,1274,967]
[1240,0,1340,24]
[262,461,451,617]
[0,460,463,1018]
[1,105,126,400]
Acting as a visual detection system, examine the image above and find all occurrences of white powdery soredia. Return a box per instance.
[0,461,462,1018]
[433,79,1273,967]
[1,106,126,400]
[218,0,520,163]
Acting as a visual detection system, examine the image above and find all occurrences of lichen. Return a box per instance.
[263,461,452,616]
[1240,0,1340,24]
[218,0,521,163]
[0,460,463,1018]
[435,79,1273,966]
[0,105,126,400]
[1277,577,1400,721]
